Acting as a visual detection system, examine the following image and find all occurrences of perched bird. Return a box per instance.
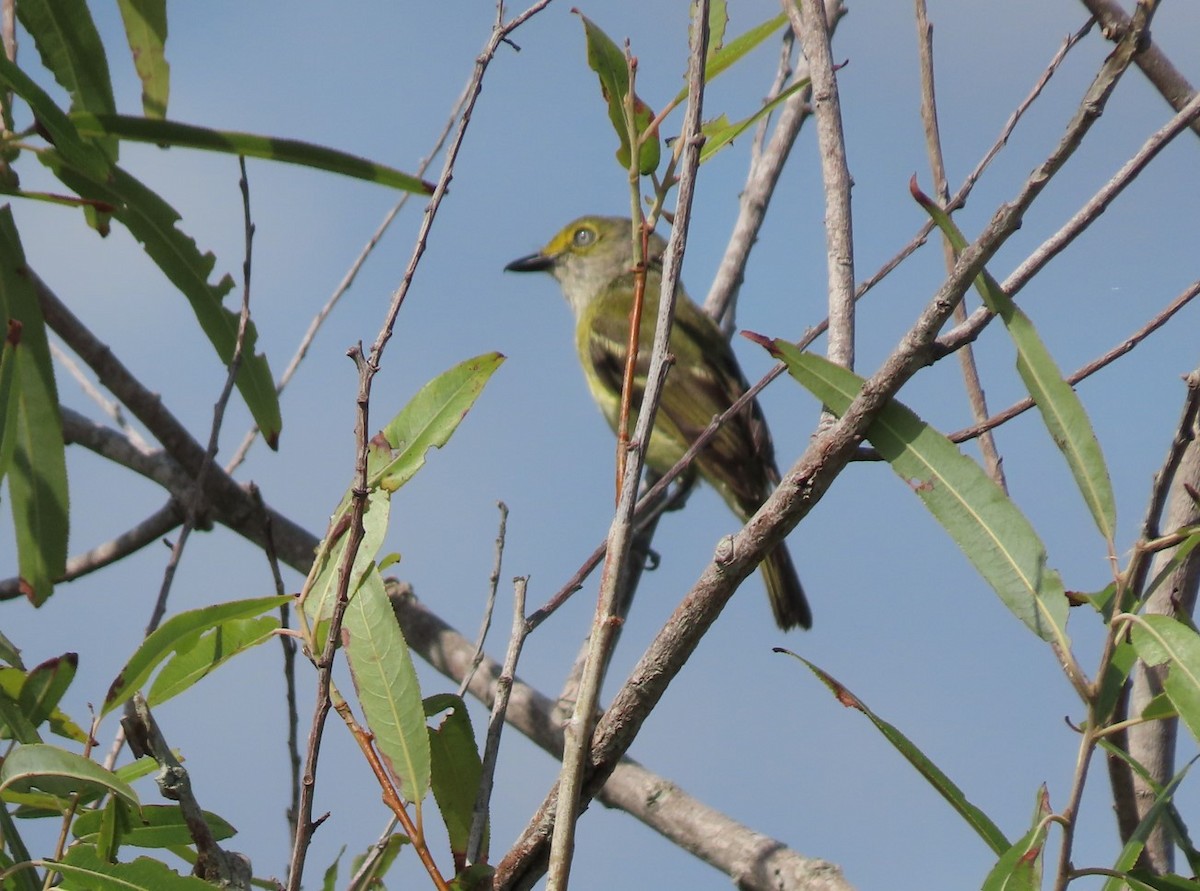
[505,215,810,630]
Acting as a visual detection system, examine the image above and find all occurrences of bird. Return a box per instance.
[505,215,810,630]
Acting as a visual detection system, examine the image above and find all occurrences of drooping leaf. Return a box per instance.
[74,114,437,195]
[761,341,1071,646]
[15,0,117,161]
[1101,758,1194,891]
[0,745,139,811]
[576,12,660,176]
[103,595,292,715]
[425,693,486,864]
[303,487,390,628]
[0,207,68,605]
[780,650,1009,855]
[342,568,430,806]
[116,0,169,118]
[913,179,1117,544]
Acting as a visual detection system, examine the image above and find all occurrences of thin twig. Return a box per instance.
[143,156,257,636]
[285,4,554,886]
[460,502,508,697]
[468,575,529,866]
[788,0,854,371]
[913,0,1006,490]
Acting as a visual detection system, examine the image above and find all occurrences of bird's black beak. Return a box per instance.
[504,252,555,273]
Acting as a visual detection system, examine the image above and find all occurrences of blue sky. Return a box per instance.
[4,2,1200,889]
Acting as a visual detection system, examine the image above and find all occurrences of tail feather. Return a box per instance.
[760,542,811,630]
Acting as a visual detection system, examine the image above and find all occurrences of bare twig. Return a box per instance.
[388,586,850,891]
[123,695,253,888]
[286,4,553,887]
[938,82,1200,358]
[1078,0,1200,138]
[787,0,854,371]
[913,0,1006,490]
[49,341,150,452]
[545,10,710,886]
[144,157,257,636]
[460,502,509,697]
[468,575,529,866]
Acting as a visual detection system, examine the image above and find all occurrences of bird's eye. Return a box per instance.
[572,226,596,248]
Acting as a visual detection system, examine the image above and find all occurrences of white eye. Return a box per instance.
[572,226,596,248]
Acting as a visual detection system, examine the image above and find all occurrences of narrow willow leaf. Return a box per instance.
[103,595,291,715]
[981,786,1050,891]
[913,180,1117,543]
[765,342,1070,645]
[40,156,283,447]
[73,114,436,195]
[0,802,39,891]
[116,0,169,118]
[15,0,117,161]
[0,207,68,605]
[1101,759,1193,891]
[342,569,430,805]
[0,745,139,811]
[147,616,278,706]
[699,78,809,163]
[576,12,660,176]
[73,805,236,849]
[425,693,486,862]
[0,326,20,486]
[781,651,1009,854]
[0,54,110,180]
[1131,615,1200,743]
[373,352,505,492]
[52,845,216,890]
[689,0,728,60]
[675,12,788,104]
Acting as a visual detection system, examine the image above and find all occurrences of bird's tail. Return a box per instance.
[760,542,811,630]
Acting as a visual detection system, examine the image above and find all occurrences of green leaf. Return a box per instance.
[40,156,283,447]
[0,207,69,605]
[1130,615,1200,743]
[576,12,660,176]
[0,54,111,180]
[691,0,728,58]
[18,654,83,743]
[1122,872,1200,891]
[50,845,216,890]
[676,12,787,104]
[781,651,1009,854]
[303,487,391,627]
[766,342,1070,646]
[698,78,809,163]
[74,114,437,195]
[913,181,1117,543]
[0,745,139,812]
[981,786,1050,891]
[0,323,21,488]
[15,0,117,161]
[321,847,343,891]
[372,352,505,492]
[0,681,43,744]
[347,835,407,891]
[147,616,278,707]
[103,595,292,715]
[73,805,236,850]
[116,0,169,118]
[425,693,485,862]
[1101,759,1193,891]
[343,568,430,805]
